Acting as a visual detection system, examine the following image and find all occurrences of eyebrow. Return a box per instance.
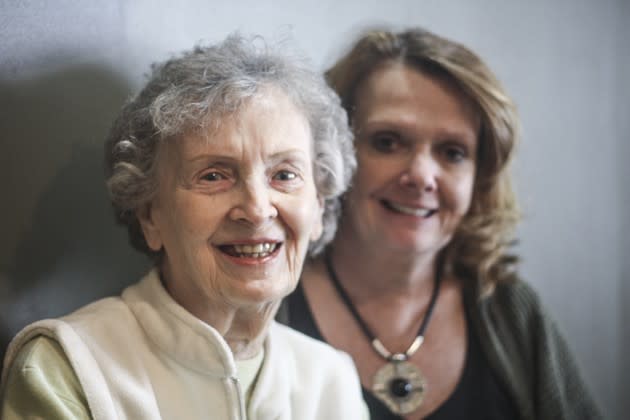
[361,122,475,141]
[184,149,311,164]
[267,149,311,165]
[185,154,234,164]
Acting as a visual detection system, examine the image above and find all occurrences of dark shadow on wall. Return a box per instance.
[0,64,150,373]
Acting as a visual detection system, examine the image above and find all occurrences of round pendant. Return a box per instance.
[371,360,426,415]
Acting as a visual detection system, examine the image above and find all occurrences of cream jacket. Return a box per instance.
[1,270,368,420]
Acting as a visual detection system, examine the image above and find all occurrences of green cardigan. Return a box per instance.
[464,279,602,420]
[278,277,602,420]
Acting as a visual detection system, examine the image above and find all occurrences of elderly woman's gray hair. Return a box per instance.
[104,34,355,259]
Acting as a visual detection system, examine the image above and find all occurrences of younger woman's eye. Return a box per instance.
[369,133,402,153]
[272,170,297,181]
[443,145,467,163]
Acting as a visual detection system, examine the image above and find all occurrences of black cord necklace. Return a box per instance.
[324,250,443,415]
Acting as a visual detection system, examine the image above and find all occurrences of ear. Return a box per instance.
[309,196,325,242]
[136,202,163,252]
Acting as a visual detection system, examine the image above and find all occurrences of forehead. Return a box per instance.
[353,62,480,134]
[162,88,313,164]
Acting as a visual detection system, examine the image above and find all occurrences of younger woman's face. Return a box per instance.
[340,62,479,258]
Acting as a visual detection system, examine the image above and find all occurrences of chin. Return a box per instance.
[381,236,445,256]
[231,282,291,307]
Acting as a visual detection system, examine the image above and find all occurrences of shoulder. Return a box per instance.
[268,321,361,389]
[478,277,547,328]
[60,295,134,332]
[479,279,603,419]
[488,277,541,307]
[466,277,552,380]
[5,336,77,390]
[1,336,90,419]
[5,296,138,354]
[266,322,367,419]
[9,335,67,369]
[4,335,72,393]
[3,295,134,367]
[59,270,159,332]
[270,321,356,369]
[2,287,141,395]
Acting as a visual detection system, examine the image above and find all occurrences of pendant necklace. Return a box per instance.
[324,250,443,415]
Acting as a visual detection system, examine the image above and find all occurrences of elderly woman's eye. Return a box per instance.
[273,170,298,181]
[202,171,226,181]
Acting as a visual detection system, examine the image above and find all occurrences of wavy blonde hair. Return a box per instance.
[326,28,520,295]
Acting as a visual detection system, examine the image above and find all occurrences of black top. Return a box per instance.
[285,282,519,420]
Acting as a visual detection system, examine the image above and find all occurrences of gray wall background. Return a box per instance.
[0,0,627,418]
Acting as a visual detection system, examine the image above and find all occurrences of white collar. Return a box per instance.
[122,269,238,376]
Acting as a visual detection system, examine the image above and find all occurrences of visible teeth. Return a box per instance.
[229,243,277,257]
[387,202,433,217]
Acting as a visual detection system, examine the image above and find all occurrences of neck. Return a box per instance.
[221,303,277,360]
[161,268,277,360]
[325,231,447,356]
[330,228,440,302]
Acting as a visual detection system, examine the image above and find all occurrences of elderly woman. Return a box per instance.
[284,28,602,420]
[0,35,368,419]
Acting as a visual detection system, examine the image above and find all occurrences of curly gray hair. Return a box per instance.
[104,34,355,260]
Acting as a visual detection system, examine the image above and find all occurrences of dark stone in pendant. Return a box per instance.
[389,377,412,398]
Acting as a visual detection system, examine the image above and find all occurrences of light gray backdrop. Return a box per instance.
[1,1,627,418]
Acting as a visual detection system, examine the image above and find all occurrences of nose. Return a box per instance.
[399,151,438,192]
[229,177,278,226]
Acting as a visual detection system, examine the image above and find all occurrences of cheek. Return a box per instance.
[305,197,324,241]
[450,172,476,215]
[282,194,321,244]
[343,163,388,223]
[163,197,219,254]
[349,159,385,202]
[177,191,221,230]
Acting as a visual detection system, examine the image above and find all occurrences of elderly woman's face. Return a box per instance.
[343,62,479,257]
[138,89,323,309]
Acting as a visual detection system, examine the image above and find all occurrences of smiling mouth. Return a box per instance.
[219,242,281,259]
[381,200,437,218]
